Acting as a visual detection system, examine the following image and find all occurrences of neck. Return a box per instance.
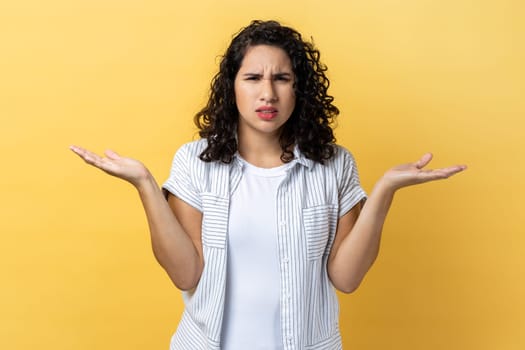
[237,131,284,168]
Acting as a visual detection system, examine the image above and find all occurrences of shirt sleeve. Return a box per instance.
[162,143,202,212]
[337,147,367,218]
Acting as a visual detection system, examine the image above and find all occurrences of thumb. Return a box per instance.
[415,153,433,169]
[104,149,121,160]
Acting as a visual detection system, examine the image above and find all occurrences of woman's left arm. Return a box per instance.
[327,153,466,293]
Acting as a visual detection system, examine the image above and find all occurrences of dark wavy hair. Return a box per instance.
[195,20,339,164]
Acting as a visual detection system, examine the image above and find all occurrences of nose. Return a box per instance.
[260,78,277,102]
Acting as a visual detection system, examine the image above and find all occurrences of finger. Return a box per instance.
[438,165,467,177]
[420,165,467,181]
[69,145,86,156]
[70,145,95,161]
[70,145,106,168]
[415,153,433,169]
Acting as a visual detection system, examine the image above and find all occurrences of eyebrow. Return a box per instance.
[242,72,293,78]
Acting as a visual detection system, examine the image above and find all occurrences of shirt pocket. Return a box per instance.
[302,204,337,261]
[200,192,229,249]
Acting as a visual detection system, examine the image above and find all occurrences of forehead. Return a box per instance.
[239,45,292,71]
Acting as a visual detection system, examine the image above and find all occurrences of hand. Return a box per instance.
[69,145,151,187]
[380,153,467,192]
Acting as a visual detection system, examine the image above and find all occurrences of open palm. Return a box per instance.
[70,145,150,187]
[383,153,467,190]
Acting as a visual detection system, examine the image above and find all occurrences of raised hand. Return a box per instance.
[69,145,151,187]
[381,153,467,192]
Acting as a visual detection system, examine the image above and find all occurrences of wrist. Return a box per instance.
[134,171,156,193]
[374,176,398,197]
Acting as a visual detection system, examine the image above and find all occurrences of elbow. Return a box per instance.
[169,266,202,291]
[330,270,364,294]
[172,277,198,292]
[153,252,202,291]
[165,265,201,291]
[336,280,361,294]
[329,266,364,294]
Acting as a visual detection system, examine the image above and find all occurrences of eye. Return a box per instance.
[244,75,261,81]
[274,74,292,82]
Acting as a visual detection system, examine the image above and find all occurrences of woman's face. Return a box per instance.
[234,45,296,140]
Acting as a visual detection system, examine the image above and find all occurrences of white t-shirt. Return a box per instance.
[221,157,293,350]
[162,140,368,349]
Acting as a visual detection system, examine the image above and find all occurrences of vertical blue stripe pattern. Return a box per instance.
[162,139,367,349]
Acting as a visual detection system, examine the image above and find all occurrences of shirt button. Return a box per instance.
[279,221,286,226]
[282,257,289,263]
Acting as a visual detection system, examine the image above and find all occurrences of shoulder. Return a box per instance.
[323,144,358,170]
[175,139,208,158]
[165,140,210,181]
[321,145,362,191]
[171,139,209,166]
[171,139,232,180]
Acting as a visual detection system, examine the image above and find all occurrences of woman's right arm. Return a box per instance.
[70,145,203,291]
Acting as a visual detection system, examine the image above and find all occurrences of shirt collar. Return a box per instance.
[232,145,314,171]
[292,145,315,170]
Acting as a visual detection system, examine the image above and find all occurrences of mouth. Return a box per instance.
[256,107,278,120]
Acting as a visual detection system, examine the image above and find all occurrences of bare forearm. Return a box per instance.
[136,174,202,290]
[329,179,395,293]
[328,153,466,293]
[69,145,202,290]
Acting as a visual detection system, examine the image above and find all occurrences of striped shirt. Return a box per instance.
[162,139,367,350]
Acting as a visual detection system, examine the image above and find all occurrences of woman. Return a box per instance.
[70,20,466,350]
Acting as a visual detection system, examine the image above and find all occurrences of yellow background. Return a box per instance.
[1,0,523,349]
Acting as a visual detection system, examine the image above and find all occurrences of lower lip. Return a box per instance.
[257,111,278,120]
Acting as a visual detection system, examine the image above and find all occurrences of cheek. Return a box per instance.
[234,89,249,109]
[234,82,254,101]
[286,90,296,108]
[233,81,240,101]
[233,85,245,107]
